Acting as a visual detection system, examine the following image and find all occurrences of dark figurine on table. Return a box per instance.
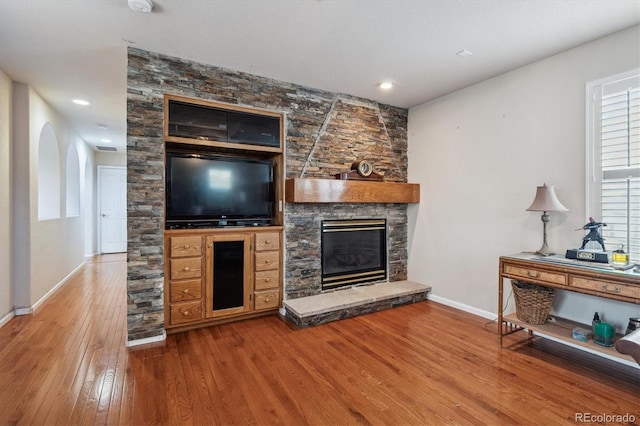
[578,217,607,251]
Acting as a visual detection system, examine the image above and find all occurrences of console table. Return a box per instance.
[498,253,640,368]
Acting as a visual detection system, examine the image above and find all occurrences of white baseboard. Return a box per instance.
[15,307,32,316]
[126,331,167,348]
[12,261,86,317]
[0,311,15,327]
[31,261,86,313]
[427,293,497,321]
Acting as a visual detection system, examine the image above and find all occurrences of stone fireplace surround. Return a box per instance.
[126,47,416,342]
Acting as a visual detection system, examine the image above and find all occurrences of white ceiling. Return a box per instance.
[1,0,639,152]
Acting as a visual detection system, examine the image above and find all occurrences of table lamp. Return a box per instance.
[526,183,568,256]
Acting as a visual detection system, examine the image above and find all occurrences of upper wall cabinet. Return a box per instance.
[164,95,283,153]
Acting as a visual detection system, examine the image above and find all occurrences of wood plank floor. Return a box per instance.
[0,254,638,425]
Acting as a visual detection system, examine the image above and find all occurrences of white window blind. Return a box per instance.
[587,70,640,263]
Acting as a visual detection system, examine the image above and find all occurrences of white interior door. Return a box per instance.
[99,166,127,253]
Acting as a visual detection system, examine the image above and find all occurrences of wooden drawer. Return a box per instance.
[171,257,202,280]
[170,236,202,258]
[570,277,639,299]
[254,291,279,310]
[255,251,280,272]
[504,264,567,286]
[255,269,279,290]
[170,279,202,302]
[255,232,280,251]
[170,301,203,325]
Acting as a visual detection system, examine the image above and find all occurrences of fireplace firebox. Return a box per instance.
[321,219,387,290]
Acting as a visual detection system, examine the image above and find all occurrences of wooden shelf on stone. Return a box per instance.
[285,178,420,204]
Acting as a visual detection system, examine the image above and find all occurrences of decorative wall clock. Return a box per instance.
[335,160,383,181]
[353,160,373,177]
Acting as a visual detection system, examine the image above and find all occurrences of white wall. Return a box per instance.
[408,25,640,332]
[95,151,126,167]
[0,70,12,322]
[12,83,31,310]
[11,82,94,310]
[83,155,95,257]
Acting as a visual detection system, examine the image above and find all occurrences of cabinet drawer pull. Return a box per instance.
[599,284,622,293]
[264,278,270,283]
[183,310,190,316]
[184,266,190,271]
[183,289,190,294]
[184,244,190,249]
[527,271,541,279]
[265,260,270,264]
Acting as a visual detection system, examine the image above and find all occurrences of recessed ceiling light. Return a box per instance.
[128,0,153,13]
[100,139,111,143]
[379,81,393,90]
[72,99,90,106]
[456,50,473,58]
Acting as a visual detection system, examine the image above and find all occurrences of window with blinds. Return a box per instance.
[587,70,640,263]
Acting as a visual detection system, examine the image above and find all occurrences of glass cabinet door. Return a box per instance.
[167,98,281,147]
[168,101,228,141]
[227,110,280,147]
[205,234,252,318]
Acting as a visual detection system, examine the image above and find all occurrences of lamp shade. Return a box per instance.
[526,184,568,212]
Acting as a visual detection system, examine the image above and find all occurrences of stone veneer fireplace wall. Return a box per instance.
[126,47,409,342]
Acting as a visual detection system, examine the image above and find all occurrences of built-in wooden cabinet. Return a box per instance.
[165,228,283,332]
[163,94,284,333]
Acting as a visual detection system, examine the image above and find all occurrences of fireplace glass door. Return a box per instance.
[321,219,387,290]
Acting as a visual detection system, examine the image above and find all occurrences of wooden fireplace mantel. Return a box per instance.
[285,178,420,204]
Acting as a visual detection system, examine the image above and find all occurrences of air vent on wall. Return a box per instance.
[96,146,118,152]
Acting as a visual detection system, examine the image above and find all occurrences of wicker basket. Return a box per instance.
[511,280,556,325]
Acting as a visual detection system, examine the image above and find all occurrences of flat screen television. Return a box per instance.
[166,152,274,228]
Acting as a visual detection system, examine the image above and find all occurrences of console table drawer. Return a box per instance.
[504,265,567,286]
[570,277,639,298]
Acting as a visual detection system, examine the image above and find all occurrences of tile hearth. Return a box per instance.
[283,280,431,327]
